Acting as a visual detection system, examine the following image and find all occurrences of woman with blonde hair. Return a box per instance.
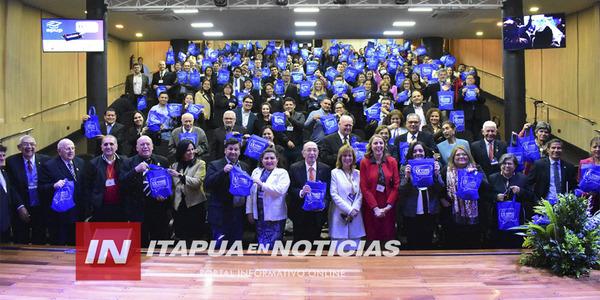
[329,145,365,249]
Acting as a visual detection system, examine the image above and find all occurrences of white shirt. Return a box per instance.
[133,74,143,95]
[407,132,418,142]
[413,105,426,130]
[242,110,251,128]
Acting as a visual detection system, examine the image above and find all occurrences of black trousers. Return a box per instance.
[403,214,437,250]
[174,200,206,243]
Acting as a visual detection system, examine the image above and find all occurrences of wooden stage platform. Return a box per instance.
[1,245,599,299]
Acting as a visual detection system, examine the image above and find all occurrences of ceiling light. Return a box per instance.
[476,31,484,36]
[295,21,317,27]
[294,8,319,13]
[383,31,404,36]
[296,31,315,36]
[333,0,347,4]
[191,22,214,28]
[115,24,124,29]
[497,22,502,26]
[529,7,539,12]
[408,7,433,12]
[275,0,288,5]
[203,31,223,37]
[393,21,416,27]
[135,33,143,37]
[173,8,198,14]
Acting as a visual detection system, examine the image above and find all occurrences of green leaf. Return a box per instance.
[544,200,558,225]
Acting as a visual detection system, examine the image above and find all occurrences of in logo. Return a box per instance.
[76,222,141,280]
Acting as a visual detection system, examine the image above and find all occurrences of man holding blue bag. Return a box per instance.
[168,113,209,159]
[119,135,169,247]
[288,142,331,243]
[39,139,84,246]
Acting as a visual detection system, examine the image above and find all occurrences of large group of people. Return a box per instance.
[0,40,598,251]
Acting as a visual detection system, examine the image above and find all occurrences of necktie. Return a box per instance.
[67,162,77,181]
[421,189,429,214]
[488,142,494,161]
[309,167,315,182]
[554,162,561,194]
[27,160,33,173]
[343,136,348,145]
[411,134,416,142]
[0,171,6,193]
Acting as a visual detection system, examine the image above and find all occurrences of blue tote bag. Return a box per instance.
[167,103,182,117]
[147,110,168,132]
[506,136,525,172]
[320,114,339,135]
[519,127,541,162]
[497,195,521,231]
[352,86,367,103]
[408,158,436,188]
[456,169,483,200]
[146,164,173,198]
[229,166,252,197]
[84,106,102,139]
[302,181,327,211]
[137,96,147,111]
[437,91,454,110]
[179,132,198,146]
[449,110,465,132]
[244,135,269,160]
[271,112,286,132]
[398,142,410,165]
[579,164,600,193]
[186,103,204,119]
[51,180,75,213]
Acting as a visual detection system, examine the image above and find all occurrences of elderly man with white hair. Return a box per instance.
[168,113,209,157]
[39,138,84,245]
[470,120,508,178]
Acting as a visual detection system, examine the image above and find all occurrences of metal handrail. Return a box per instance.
[525,95,596,126]
[478,69,504,80]
[0,128,34,143]
[21,83,125,121]
[477,69,596,126]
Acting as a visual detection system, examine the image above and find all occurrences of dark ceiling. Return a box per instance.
[22,0,599,42]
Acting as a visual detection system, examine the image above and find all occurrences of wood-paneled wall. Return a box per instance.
[449,3,600,151]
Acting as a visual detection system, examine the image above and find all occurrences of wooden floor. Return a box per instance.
[1,246,600,299]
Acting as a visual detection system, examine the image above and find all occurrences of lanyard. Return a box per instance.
[344,170,356,195]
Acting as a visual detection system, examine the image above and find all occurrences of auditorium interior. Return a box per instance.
[1,0,600,298]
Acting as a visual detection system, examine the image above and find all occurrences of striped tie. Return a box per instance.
[67,162,76,181]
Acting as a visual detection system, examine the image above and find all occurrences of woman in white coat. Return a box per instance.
[246,148,290,249]
[329,145,365,250]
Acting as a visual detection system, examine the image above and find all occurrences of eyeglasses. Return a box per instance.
[20,142,36,147]
[61,146,76,151]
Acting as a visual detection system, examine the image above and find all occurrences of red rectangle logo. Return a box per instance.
[76,222,141,281]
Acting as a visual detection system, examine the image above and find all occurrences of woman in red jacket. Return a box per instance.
[359,134,400,241]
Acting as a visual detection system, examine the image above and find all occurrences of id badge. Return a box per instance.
[286,126,294,131]
[158,80,164,84]
[376,184,385,192]
[490,158,499,165]
[347,193,356,203]
[105,178,115,187]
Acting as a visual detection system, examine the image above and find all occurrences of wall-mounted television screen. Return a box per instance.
[502,13,566,50]
[42,19,104,52]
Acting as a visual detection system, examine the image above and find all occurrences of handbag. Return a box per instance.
[302,181,327,211]
[145,164,173,198]
[497,194,521,231]
[51,180,75,213]
[84,106,102,139]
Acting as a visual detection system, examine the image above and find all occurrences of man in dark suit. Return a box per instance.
[151,60,176,100]
[527,138,577,203]
[125,63,150,101]
[119,135,169,247]
[0,145,16,243]
[4,135,51,244]
[402,90,433,127]
[39,139,84,246]
[108,94,136,125]
[209,110,247,161]
[471,121,508,178]
[288,142,331,243]
[320,114,362,169]
[426,68,454,108]
[281,70,303,112]
[229,66,244,94]
[392,113,438,163]
[82,135,126,222]
[82,108,126,156]
[282,97,306,164]
[234,94,258,135]
[205,138,250,248]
